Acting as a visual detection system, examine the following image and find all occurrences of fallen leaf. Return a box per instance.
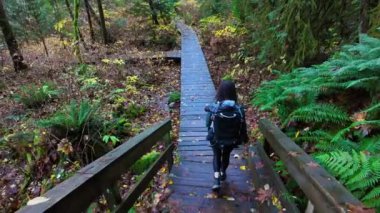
[240,165,247,171]
[255,161,264,169]
[346,203,375,213]
[255,186,274,204]
[223,196,235,201]
[204,193,218,199]
[288,151,300,157]
[27,197,49,206]
[306,161,320,168]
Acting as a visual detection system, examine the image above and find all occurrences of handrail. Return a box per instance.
[259,119,365,213]
[18,118,172,213]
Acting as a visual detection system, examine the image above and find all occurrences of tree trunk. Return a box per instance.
[359,0,370,34]
[0,0,27,71]
[84,0,94,42]
[73,0,82,62]
[64,0,86,47]
[64,0,74,19]
[96,0,110,44]
[148,0,159,25]
[88,2,101,26]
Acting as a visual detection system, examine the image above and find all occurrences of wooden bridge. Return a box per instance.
[17,23,366,213]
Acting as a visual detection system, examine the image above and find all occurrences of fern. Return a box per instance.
[316,150,380,208]
[38,100,99,133]
[283,104,350,127]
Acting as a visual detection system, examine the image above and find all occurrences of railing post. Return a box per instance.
[163,131,173,171]
[104,182,122,210]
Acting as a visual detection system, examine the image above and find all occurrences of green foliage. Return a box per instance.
[254,35,380,122]
[131,0,178,24]
[38,100,100,136]
[283,104,350,127]
[168,91,180,103]
[199,0,230,17]
[254,35,380,209]
[14,83,59,108]
[228,0,380,69]
[102,135,120,146]
[5,0,56,41]
[130,151,160,175]
[316,150,380,209]
[38,100,107,163]
[151,24,178,49]
[174,0,200,25]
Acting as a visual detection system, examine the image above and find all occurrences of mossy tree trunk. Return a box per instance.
[73,0,82,62]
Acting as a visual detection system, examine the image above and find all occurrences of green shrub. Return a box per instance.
[175,0,201,25]
[14,83,59,108]
[151,24,178,49]
[168,91,180,103]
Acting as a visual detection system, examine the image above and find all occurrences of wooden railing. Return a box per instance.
[18,118,173,213]
[258,119,366,213]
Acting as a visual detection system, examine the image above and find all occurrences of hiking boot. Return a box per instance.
[212,177,221,191]
[220,172,227,181]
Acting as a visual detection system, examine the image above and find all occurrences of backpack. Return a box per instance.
[207,102,244,147]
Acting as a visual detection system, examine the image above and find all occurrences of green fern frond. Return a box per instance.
[364,102,380,114]
[332,120,380,142]
[283,104,350,127]
[316,150,380,208]
[359,136,380,154]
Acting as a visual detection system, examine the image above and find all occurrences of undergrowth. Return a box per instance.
[253,34,380,210]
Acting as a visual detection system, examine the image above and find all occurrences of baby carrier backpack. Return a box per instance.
[208,102,244,147]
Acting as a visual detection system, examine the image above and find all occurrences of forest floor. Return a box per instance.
[0,10,278,211]
[0,13,181,211]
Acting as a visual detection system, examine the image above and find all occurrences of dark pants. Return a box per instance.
[212,145,234,173]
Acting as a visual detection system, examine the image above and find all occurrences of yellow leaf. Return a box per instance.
[223,196,235,201]
[101,58,111,64]
[240,165,247,171]
[295,131,300,138]
[169,179,174,185]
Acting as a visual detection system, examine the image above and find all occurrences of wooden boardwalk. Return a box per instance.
[168,22,257,212]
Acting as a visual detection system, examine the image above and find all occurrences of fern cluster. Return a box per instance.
[253,35,380,209]
[14,82,60,108]
[38,100,106,163]
[316,150,380,209]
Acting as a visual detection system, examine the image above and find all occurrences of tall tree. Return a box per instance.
[148,0,159,25]
[96,0,110,44]
[64,0,86,46]
[84,0,94,42]
[73,0,82,62]
[0,0,27,71]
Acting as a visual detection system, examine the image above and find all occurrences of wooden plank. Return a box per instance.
[18,119,172,213]
[180,131,208,137]
[115,143,175,212]
[259,119,365,213]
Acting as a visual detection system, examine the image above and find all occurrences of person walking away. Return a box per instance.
[205,80,248,191]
